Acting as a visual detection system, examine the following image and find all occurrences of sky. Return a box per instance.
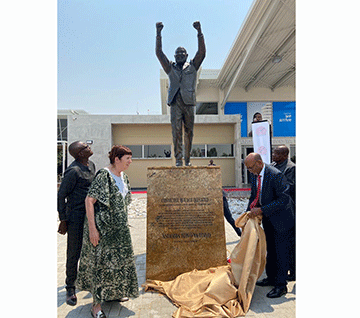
[58,0,254,115]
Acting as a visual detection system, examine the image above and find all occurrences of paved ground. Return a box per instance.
[57,193,295,318]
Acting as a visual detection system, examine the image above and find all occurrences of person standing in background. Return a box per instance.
[248,112,263,137]
[57,141,96,306]
[272,145,296,281]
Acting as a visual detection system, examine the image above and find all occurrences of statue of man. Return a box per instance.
[156,21,206,166]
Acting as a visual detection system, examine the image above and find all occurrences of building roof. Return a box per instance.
[57,109,90,119]
[217,0,295,107]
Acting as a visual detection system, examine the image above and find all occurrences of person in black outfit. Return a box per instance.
[272,146,295,204]
[223,191,242,237]
[272,145,296,281]
[245,153,294,298]
[57,141,96,306]
[208,161,241,237]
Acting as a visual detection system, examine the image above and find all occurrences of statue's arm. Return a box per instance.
[156,22,171,74]
[192,21,206,71]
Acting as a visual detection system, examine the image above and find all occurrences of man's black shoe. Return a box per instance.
[66,288,77,306]
[266,286,287,298]
[256,278,274,287]
[287,273,296,281]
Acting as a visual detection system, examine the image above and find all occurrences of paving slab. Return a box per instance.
[57,194,295,317]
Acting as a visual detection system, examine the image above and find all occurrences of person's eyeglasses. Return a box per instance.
[79,144,90,153]
[246,162,257,172]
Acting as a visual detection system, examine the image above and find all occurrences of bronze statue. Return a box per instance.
[156,21,206,166]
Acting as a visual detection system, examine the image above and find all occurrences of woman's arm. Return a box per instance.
[85,196,100,247]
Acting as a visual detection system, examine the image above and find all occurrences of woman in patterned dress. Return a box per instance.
[77,145,139,318]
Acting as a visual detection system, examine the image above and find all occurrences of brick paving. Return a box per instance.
[57,193,295,317]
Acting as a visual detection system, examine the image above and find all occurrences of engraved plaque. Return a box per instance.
[146,166,227,281]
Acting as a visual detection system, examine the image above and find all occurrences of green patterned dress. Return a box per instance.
[77,168,139,303]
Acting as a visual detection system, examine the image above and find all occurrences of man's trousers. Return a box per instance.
[263,223,293,287]
[65,221,84,291]
[170,93,195,165]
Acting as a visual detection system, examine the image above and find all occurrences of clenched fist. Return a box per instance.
[193,21,201,31]
[156,22,164,34]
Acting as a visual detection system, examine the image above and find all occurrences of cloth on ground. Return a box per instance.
[143,212,266,317]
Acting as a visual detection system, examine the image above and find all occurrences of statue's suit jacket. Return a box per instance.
[167,61,197,105]
[156,32,205,106]
[246,164,295,233]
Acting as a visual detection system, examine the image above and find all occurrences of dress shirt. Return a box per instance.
[57,160,96,222]
[258,164,265,205]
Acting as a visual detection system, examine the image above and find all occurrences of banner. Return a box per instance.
[251,120,271,164]
[272,101,295,137]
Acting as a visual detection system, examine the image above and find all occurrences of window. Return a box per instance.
[196,102,218,115]
[190,144,206,157]
[122,144,235,159]
[57,118,67,141]
[207,144,233,157]
[290,144,296,163]
[124,145,172,158]
[191,144,234,158]
[125,145,142,159]
[144,145,171,158]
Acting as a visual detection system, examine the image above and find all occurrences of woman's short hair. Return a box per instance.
[108,145,132,164]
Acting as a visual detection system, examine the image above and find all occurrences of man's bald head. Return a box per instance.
[244,153,264,175]
[245,153,262,163]
[68,141,93,160]
[68,141,83,159]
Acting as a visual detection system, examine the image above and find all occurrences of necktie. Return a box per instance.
[250,175,262,209]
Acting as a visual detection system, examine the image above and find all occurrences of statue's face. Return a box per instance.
[174,47,188,64]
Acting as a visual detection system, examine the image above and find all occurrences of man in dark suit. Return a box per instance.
[272,145,295,204]
[245,153,295,298]
[272,145,296,281]
[156,21,206,166]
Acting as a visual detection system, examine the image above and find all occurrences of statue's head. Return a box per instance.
[174,47,188,65]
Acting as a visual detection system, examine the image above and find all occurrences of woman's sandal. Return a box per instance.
[119,297,129,302]
[91,307,106,318]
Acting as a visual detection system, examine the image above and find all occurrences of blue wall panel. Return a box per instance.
[272,102,296,137]
[224,102,247,137]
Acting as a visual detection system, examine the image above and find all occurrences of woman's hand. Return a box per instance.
[85,196,99,247]
[89,227,100,247]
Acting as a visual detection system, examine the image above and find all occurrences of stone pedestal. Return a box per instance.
[146,166,227,281]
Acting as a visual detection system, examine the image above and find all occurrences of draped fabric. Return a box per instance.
[144,213,266,317]
[230,213,267,313]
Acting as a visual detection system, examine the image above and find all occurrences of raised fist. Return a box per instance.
[193,21,201,31]
[156,22,164,32]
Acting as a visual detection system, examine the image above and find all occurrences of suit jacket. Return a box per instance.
[272,159,295,204]
[247,164,294,233]
[167,61,197,105]
[156,33,205,106]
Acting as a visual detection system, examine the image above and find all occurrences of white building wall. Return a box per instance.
[67,114,243,186]
[227,86,295,102]
[67,115,112,169]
